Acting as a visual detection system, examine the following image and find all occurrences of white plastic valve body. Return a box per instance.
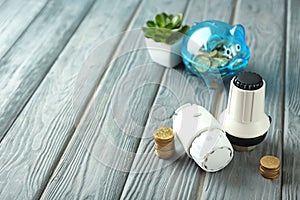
[173,103,233,172]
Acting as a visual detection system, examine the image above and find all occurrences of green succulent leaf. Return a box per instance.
[165,22,174,29]
[146,21,155,28]
[172,13,183,28]
[155,13,166,27]
[162,12,168,19]
[179,25,190,34]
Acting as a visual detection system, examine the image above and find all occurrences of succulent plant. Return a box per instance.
[142,13,190,45]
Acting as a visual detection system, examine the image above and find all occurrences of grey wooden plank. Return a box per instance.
[201,0,285,199]
[120,69,207,200]
[0,0,8,9]
[0,0,95,141]
[0,0,48,59]
[39,1,191,199]
[0,0,142,199]
[120,0,236,199]
[282,0,300,198]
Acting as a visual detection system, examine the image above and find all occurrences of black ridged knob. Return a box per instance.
[233,71,263,90]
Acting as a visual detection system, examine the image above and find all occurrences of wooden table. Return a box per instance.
[0,0,299,199]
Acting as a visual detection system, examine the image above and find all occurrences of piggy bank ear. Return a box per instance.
[230,24,246,38]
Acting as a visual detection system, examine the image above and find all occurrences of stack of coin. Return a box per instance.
[154,127,175,159]
[259,155,280,179]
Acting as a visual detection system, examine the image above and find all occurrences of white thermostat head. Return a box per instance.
[219,71,271,151]
[173,103,233,172]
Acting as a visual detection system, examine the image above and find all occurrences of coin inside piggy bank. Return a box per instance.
[181,20,250,87]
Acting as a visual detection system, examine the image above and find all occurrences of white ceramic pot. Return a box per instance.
[145,37,182,68]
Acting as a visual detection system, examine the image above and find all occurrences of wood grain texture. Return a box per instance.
[120,68,208,200]
[201,0,285,199]
[0,0,95,141]
[120,0,236,199]
[0,1,296,200]
[0,0,7,8]
[0,0,109,199]
[40,0,191,199]
[282,0,300,198]
[0,0,48,59]
[0,0,142,199]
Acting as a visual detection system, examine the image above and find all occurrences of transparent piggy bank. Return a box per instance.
[181,20,250,87]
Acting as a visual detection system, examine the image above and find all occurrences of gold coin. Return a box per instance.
[155,140,175,147]
[209,50,218,57]
[155,142,170,148]
[154,127,174,141]
[260,165,280,173]
[193,50,212,68]
[156,149,175,154]
[260,156,280,170]
[259,171,280,179]
[155,141,175,151]
[194,55,211,67]
[216,51,226,57]
[216,44,223,49]
[259,166,280,176]
[155,149,174,159]
[260,171,280,179]
[259,170,280,178]
[154,137,174,143]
